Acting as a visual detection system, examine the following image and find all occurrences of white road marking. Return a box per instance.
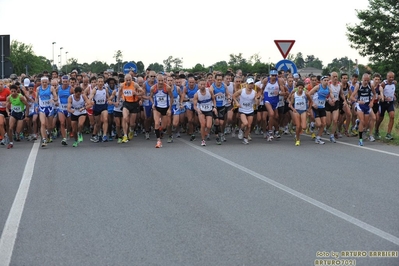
[307,135,399,157]
[0,142,40,266]
[179,138,399,246]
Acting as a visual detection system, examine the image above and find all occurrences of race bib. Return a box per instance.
[359,96,369,103]
[156,95,166,104]
[294,99,306,110]
[42,100,50,106]
[12,106,22,112]
[61,103,68,110]
[96,99,105,104]
[242,102,252,107]
[0,101,5,108]
[173,98,179,106]
[216,95,225,101]
[318,100,325,107]
[333,92,339,100]
[123,90,133,96]
[200,102,212,111]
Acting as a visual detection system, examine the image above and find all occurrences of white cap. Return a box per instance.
[247,78,254,84]
[23,78,30,87]
[293,73,299,79]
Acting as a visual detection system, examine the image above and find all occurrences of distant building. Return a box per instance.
[298,67,322,77]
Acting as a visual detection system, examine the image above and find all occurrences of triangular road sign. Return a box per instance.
[274,40,295,59]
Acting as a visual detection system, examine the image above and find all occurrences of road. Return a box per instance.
[0,132,398,266]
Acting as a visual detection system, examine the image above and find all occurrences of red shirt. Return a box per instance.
[0,87,11,111]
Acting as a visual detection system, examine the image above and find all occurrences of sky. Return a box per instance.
[0,0,371,71]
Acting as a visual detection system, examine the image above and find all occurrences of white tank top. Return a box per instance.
[197,88,213,112]
[238,89,255,114]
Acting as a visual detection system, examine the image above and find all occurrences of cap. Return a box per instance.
[62,75,69,80]
[321,76,329,81]
[269,70,278,76]
[293,73,299,79]
[28,82,35,88]
[23,78,30,87]
[247,78,254,84]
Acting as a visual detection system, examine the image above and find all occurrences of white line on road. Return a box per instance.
[0,141,40,266]
[179,138,399,246]
[307,135,399,157]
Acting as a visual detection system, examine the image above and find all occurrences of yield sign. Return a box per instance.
[274,40,295,59]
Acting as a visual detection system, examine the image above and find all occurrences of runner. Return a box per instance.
[57,75,73,145]
[288,81,313,146]
[350,73,376,146]
[6,84,30,148]
[180,76,199,141]
[193,78,217,146]
[325,72,345,143]
[36,76,58,148]
[67,86,91,147]
[309,76,334,144]
[0,79,11,145]
[149,74,173,148]
[375,71,396,140]
[88,76,110,143]
[142,71,156,140]
[210,73,230,144]
[233,78,258,144]
[118,73,143,143]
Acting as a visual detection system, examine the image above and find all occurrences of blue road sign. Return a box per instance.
[123,62,137,74]
[275,59,298,75]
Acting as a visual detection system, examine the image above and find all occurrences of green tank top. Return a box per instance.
[9,94,25,112]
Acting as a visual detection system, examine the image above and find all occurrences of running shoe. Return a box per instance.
[61,138,68,146]
[145,132,150,140]
[242,138,249,145]
[238,129,243,140]
[128,131,134,140]
[167,136,173,143]
[216,137,221,145]
[41,139,47,148]
[201,140,206,146]
[385,133,393,140]
[315,138,325,145]
[311,133,316,139]
[122,135,129,143]
[117,138,122,144]
[90,135,99,143]
[358,139,364,146]
[155,140,162,148]
[78,133,83,143]
[7,143,13,149]
[369,135,375,142]
[102,135,108,142]
[190,134,196,141]
[295,140,300,146]
[330,136,336,143]
[72,141,78,147]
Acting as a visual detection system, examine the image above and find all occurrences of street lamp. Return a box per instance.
[60,47,63,72]
[58,55,61,70]
[65,51,69,73]
[52,42,56,70]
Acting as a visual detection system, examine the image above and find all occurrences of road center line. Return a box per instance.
[179,138,399,246]
[0,141,40,266]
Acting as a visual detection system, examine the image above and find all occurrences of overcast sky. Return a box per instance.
[0,0,370,70]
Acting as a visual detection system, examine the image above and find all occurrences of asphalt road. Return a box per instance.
[0,132,398,266]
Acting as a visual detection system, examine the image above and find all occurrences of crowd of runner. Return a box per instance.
[0,67,396,149]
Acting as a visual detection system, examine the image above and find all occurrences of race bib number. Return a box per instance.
[216,95,225,101]
[42,100,50,106]
[318,100,325,107]
[333,92,339,100]
[0,101,5,108]
[200,103,212,111]
[61,103,68,110]
[12,106,22,112]
[360,96,369,103]
[242,102,252,107]
[294,99,306,110]
[156,96,166,103]
[173,98,179,106]
[123,90,133,96]
[268,90,276,96]
[96,99,105,104]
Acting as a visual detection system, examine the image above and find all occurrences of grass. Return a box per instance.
[377,104,399,145]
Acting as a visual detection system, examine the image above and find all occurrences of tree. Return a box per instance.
[9,40,51,75]
[89,61,110,74]
[163,56,173,72]
[191,63,206,73]
[148,63,164,73]
[212,61,228,73]
[249,53,262,65]
[346,0,399,74]
[136,61,145,74]
[113,50,123,72]
[304,55,323,69]
[294,52,305,69]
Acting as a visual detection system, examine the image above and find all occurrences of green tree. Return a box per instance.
[294,52,305,69]
[212,61,228,73]
[346,0,399,74]
[163,56,173,72]
[191,63,206,73]
[89,61,110,74]
[305,55,323,69]
[148,63,164,73]
[9,40,51,75]
[136,61,145,74]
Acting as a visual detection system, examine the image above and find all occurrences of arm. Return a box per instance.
[350,84,359,103]
[67,95,74,114]
[193,93,200,114]
[167,85,173,114]
[232,89,242,108]
[209,89,217,115]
